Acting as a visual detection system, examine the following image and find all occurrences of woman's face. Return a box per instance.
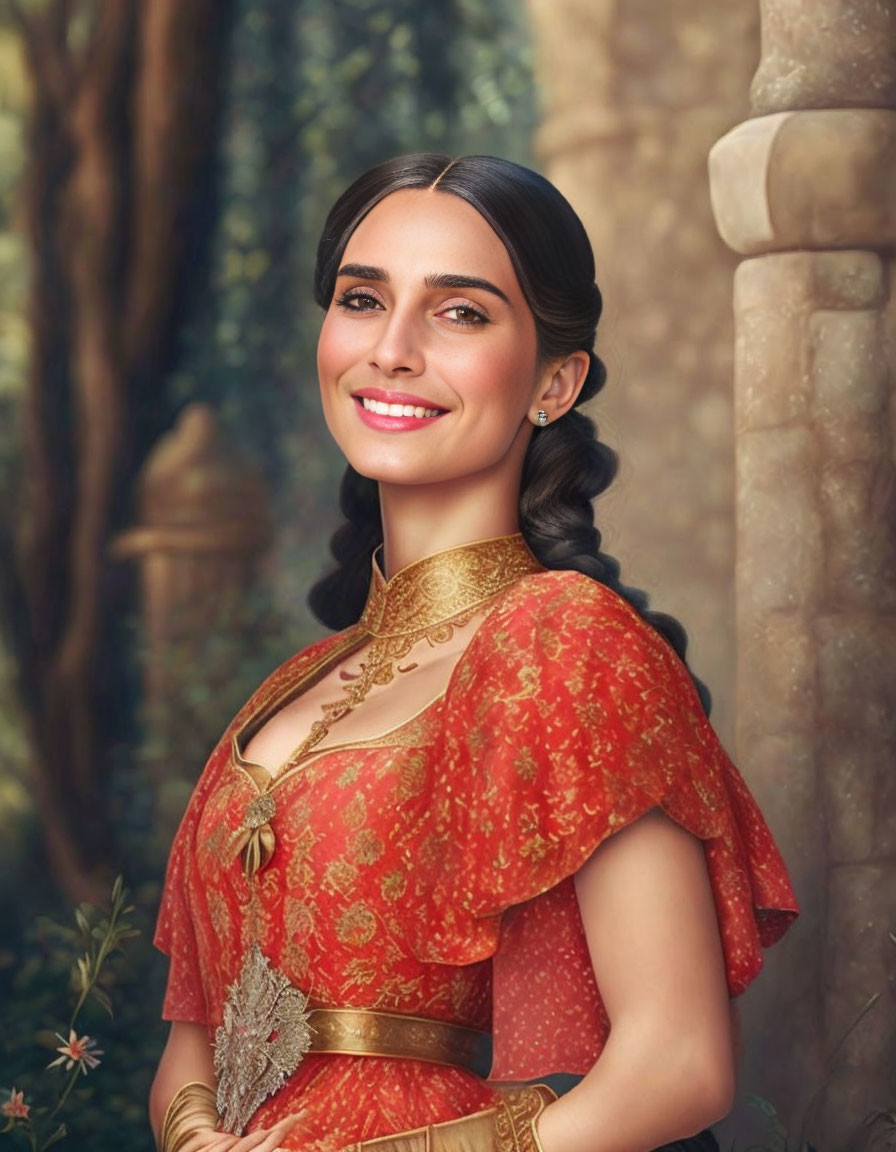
[317,188,551,492]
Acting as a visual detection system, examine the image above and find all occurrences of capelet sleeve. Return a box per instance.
[410,570,798,1082]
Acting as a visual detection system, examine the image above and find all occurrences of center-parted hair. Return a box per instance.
[309,154,710,713]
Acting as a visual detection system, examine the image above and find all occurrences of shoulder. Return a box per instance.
[467,568,687,689]
[446,567,708,749]
[488,568,652,644]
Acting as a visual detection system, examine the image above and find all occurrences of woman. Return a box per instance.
[149,154,798,1152]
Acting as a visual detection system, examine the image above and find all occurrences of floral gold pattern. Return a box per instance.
[156,550,798,1151]
[231,534,542,877]
[339,1085,556,1152]
[214,943,313,1134]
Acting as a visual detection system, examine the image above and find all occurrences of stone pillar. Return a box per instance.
[111,403,272,795]
[526,0,761,750]
[709,2,896,1142]
[113,404,271,695]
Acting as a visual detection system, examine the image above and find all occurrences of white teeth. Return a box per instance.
[361,397,441,418]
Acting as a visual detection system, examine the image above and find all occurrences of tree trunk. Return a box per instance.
[2,0,233,901]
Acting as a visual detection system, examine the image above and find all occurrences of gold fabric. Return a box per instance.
[214,943,314,1134]
[214,945,489,1134]
[341,1086,555,1152]
[232,533,542,876]
[306,1007,488,1070]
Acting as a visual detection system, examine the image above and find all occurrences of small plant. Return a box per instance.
[0,876,139,1151]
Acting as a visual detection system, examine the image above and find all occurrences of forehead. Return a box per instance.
[342,188,520,288]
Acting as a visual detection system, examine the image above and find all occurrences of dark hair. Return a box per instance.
[309,154,710,713]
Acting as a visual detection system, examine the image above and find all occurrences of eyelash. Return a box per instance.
[441,304,489,327]
[334,291,489,328]
[335,290,382,313]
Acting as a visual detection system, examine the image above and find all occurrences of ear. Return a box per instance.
[528,351,590,427]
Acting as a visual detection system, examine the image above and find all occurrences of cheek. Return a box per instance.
[316,314,345,385]
[461,341,537,411]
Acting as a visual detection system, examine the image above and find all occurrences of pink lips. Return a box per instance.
[352,389,447,432]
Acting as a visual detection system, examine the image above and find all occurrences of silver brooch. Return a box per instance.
[214,943,313,1134]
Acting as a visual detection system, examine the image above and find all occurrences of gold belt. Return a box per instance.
[214,944,491,1135]
[304,1006,490,1071]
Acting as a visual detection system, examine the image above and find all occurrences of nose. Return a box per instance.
[368,308,425,377]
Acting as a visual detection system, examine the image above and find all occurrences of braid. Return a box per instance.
[520,354,712,715]
[307,155,712,715]
[308,465,382,631]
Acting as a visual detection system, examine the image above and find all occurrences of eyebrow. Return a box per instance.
[335,264,511,305]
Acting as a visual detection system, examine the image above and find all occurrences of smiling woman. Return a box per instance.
[316,188,573,541]
[148,155,798,1152]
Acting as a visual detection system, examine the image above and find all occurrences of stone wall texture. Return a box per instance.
[529,0,896,1145]
[711,0,896,1143]
[722,251,896,1139]
[526,0,760,752]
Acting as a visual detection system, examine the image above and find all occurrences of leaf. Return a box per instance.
[40,1122,68,1151]
[74,908,90,936]
[75,955,90,992]
[89,985,113,1018]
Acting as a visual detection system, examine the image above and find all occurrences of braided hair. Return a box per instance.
[308,154,710,714]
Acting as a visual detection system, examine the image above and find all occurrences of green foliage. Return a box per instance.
[0,878,152,1152]
[172,0,536,641]
[131,583,301,860]
[0,2,538,1148]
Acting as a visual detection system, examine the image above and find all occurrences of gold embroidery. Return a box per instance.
[214,943,314,1135]
[380,870,407,901]
[215,945,493,1136]
[495,1086,556,1152]
[343,792,368,830]
[283,533,543,769]
[351,828,385,866]
[323,858,359,896]
[396,750,428,801]
[305,1006,489,1070]
[336,902,378,948]
[233,533,542,877]
[337,763,362,787]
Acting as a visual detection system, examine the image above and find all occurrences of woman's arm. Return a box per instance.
[536,810,736,1152]
[149,1022,296,1152]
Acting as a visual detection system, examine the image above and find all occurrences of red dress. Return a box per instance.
[155,569,798,1150]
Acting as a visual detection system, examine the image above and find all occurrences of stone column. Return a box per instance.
[111,404,272,826]
[709,2,896,1142]
[526,0,761,750]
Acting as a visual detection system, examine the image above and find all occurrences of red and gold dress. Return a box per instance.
[155,535,798,1150]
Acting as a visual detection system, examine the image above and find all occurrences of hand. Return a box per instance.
[174,1114,299,1152]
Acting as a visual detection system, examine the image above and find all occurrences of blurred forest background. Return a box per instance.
[3,1,892,1149]
[0,1,533,1146]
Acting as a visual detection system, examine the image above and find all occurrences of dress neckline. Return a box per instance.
[230,533,544,877]
[359,532,543,639]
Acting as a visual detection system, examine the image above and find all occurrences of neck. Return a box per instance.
[377,469,524,578]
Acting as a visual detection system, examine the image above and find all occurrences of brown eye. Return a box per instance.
[440,304,488,327]
[336,291,382,312]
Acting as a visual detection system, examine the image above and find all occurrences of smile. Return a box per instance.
[360,398,443,419]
